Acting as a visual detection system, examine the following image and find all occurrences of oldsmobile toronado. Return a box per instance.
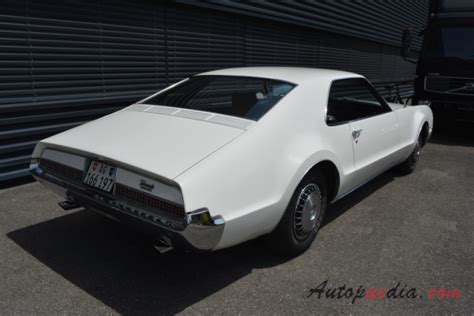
[30,67,433,255]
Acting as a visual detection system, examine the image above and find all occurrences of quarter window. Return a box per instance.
[326,78,390,125]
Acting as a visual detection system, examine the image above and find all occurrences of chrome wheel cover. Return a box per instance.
[293,183,322,240]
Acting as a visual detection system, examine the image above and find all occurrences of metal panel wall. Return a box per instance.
[177,0,429,49]
[0,0,429,181]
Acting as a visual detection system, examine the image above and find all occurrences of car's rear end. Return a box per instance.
[29,105,249,251]
[30,147,226,251]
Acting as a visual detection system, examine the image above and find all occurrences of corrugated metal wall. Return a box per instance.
[0,0,429,181]
[178,0,427,48]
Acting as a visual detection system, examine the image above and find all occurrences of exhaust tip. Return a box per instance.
[58,200,80,211]
[153,235,174,254]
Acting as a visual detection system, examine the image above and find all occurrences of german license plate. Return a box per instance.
[83,161,116,192]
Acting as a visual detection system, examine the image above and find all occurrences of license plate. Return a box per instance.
[83,161,116,192]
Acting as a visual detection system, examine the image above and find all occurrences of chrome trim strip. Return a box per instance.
[208,115,253,129]
[128,103,254,130]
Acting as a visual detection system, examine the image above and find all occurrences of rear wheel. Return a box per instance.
[396,136,421,175]
[266,170,327,256]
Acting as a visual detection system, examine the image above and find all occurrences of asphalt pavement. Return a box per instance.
[0,125,473,315]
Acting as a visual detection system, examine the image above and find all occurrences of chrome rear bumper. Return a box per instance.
[30,163,225,251]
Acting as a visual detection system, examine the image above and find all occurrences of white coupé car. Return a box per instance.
[30,67,433,255]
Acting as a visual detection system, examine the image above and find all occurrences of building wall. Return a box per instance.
[0,0,429,181]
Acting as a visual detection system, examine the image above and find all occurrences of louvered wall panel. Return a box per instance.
[245,21,319,67]
[0,2,32,107]
[177,0,429,49]
[99,0,166,96]
[167,4,244,83]
[0,0,428,181]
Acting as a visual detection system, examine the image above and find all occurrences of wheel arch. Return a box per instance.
[269,153,343,238]
[419,121,430,147]
[412,105,433,148]
[304,160,340,202]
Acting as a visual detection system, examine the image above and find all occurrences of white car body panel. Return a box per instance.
[349,111,400,184]
[31,67,433,251]
[33,106,247,180]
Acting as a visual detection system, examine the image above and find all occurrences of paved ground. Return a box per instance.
[0,126,473,315]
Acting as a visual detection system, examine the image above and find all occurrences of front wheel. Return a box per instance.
[266,170,327,256]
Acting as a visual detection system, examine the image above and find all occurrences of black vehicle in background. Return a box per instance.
[402,0,474,125]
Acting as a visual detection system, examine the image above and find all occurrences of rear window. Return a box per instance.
[145,75,295,121]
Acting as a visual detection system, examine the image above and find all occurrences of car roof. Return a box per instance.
[197,67,363,84]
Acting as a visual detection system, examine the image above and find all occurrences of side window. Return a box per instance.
[326,78,390,125]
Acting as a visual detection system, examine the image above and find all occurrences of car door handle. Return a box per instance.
[352,129,363,139]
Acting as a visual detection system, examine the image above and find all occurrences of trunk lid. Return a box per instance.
[38,106,247,179]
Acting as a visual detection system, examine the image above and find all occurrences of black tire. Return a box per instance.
[266,170,327,256]
[396,136,422,175]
